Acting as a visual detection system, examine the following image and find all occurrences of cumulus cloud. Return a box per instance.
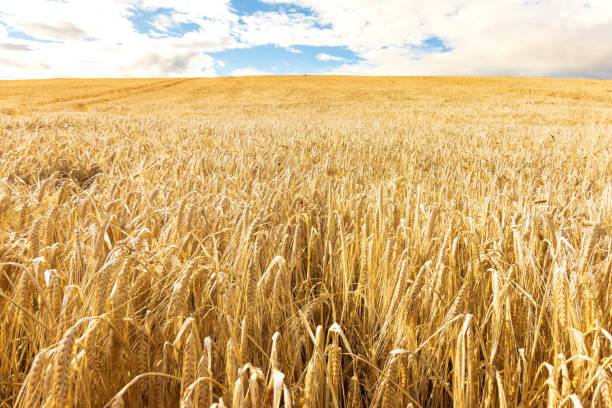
[17,21,88,41]
[316,53,343,61]
[1,1,135,42]
[257,0,612,78]
[0,57,49,70]
[0,43,32,51]
[235,11,342,48]
[0,0,233,78]
[122,51,217,77]
[133,0,236,22]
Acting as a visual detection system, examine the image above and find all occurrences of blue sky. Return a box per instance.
[209,45,365,76]
[231,0,318,18]
[1,0,611,79]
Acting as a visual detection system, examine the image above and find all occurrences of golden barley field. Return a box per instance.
[1,76,612,408]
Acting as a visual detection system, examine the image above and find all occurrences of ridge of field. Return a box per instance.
[3,76,612,121]
[0,76,611,408]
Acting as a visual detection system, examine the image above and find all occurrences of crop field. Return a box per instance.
[1,76,611,407]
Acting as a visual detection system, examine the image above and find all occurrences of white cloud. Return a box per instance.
[235,11,342,48]
[0,0,236,78]
[1,1,135,42]
[255,0,612,78]
[230,67,269,76]
[316,53,343,61]
[286,46,302,53]
[121,50,217,77]
[133,0,236,22]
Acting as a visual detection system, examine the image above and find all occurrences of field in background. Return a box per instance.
[1,76,611,407]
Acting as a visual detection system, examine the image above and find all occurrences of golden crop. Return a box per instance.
[0,76,611,407]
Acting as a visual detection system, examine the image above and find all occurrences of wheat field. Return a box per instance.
[1,76,611,407]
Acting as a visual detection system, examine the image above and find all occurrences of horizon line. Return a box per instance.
[2,74,611,82]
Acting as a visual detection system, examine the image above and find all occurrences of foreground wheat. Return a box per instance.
[1,76,611,407]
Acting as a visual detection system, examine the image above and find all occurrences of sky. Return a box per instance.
[1,0,612,79]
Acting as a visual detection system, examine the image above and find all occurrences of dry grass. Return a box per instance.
[1,75,611,407]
